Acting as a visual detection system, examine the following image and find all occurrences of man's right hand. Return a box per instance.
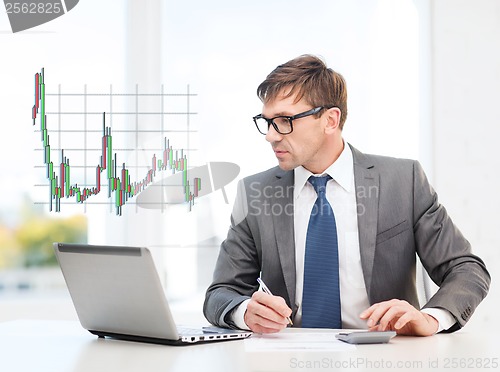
[244,291,292,333]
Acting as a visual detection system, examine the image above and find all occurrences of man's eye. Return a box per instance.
[274,117,290,126]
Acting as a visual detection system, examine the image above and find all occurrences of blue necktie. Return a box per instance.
[301,175,342,328]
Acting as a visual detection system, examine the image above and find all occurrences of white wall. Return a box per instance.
[431,0,500,330]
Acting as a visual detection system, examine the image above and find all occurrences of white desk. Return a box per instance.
[1,320,498,372]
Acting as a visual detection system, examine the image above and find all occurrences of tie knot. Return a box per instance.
[308,175,331,195]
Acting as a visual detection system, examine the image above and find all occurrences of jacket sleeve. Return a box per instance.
[203,179,260,328]
[412,161,490,330]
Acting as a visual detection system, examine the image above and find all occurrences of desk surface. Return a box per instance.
[1,320,498,372]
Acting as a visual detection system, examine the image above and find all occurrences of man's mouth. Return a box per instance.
[273,149,288,157]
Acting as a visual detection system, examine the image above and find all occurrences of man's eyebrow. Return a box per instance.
[262,111,293,118]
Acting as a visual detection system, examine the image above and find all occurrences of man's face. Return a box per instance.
[262,92,328,173]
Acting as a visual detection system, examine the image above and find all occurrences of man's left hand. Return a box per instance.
[360,299,439,336]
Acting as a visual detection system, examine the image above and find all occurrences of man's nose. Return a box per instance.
[265,124,283,143]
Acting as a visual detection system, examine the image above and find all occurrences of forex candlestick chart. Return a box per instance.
[32,68,201,215]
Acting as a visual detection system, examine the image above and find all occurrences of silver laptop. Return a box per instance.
[53,242,252,345]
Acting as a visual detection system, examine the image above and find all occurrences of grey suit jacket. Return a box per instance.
[204,145,490,332]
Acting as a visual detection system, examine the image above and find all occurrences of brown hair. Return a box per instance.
[257,54,348,129]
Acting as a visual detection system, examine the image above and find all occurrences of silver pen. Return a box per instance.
[257,277,293,326]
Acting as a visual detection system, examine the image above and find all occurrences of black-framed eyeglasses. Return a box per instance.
[252,106,325,135]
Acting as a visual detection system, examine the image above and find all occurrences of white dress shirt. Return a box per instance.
[231,142,455,332]
[292,141,369,328]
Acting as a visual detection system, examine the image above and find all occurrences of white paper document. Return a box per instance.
[245,331,356,352]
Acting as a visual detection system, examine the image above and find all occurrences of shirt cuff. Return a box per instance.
[421,307,456,333]
[230,299,252,330]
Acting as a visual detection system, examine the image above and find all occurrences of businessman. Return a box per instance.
[204,55,490,336]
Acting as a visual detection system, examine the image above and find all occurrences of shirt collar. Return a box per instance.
[294,141,354,199]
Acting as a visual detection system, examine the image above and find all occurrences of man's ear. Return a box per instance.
[324,107,341,134]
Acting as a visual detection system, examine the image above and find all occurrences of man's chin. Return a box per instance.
[276,161,296,171]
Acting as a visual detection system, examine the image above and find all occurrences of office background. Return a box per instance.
[0,0,497,331]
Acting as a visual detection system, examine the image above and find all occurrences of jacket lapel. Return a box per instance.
[270,169,296,311]
[350,145,379,300]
